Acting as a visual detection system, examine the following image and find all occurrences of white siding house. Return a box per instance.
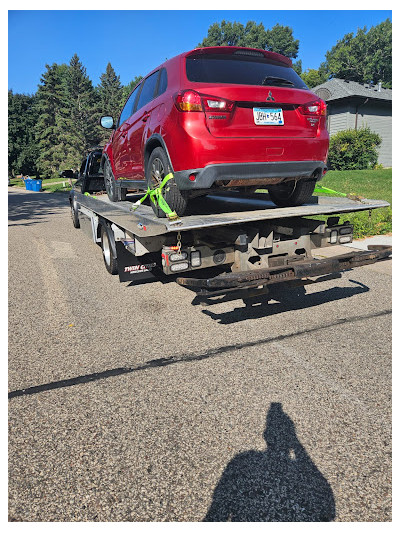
[312,79,392,167]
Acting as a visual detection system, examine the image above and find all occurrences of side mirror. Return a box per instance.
[100,116,114,129]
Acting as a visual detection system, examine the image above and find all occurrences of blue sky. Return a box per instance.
[8,9,392,95]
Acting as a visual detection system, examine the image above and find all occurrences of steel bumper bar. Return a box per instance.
[177,245,392,293]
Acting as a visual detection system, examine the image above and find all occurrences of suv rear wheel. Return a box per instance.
[104,159,126,202]
[268,178,317,207]
[146,147,188,217]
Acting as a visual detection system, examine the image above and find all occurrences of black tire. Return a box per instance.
[70,198,80,228]
[101,225,118,275]
[146,147,187,217]
[120,188,127,201]
[104,159,122,202]
[268,179,317,207]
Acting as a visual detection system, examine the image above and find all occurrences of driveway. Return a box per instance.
[8,188,391,521]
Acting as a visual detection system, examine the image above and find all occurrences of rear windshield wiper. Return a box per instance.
[261,76,295,87]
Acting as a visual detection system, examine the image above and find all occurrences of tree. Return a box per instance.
[264,24,299,59]
[292,59,302,76]
[199,20,299,59]
[58,54,100,170]
[325,19,391,87]
[301,67,329,88]
[8,91,39,176]
[34,63,69,178]
[97,62,124,144]
[97,62,123,120]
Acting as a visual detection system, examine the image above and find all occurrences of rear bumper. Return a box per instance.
[177,245,392,294]
[174,161,326,190]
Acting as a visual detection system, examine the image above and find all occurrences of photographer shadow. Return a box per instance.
[204,403,335,522]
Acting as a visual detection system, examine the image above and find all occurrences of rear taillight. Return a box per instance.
[298,99,327,116]
[202,96,234,113]
[175,90,234,113]
[175,90,202,112]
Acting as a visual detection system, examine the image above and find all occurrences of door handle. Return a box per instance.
[142,112,150,122]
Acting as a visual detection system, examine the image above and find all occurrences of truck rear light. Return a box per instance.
[213,249,226,264]
[170,261,189,272]
[330,230,338,244]
[339,235,352,244]
[190,251,201,267]
[170,251,188,262]
[174,90,202,112]
[298,99,327,116]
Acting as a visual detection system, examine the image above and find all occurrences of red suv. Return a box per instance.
[100,46,328,216]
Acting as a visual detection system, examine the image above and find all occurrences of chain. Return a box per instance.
[177,231,182,256]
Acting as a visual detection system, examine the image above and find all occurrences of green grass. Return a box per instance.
[258,169,391,239]
[313,169,392,239]
[9,176,76,192]
[44,183,73,193]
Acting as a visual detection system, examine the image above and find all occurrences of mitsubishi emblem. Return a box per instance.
[266,91,275,102]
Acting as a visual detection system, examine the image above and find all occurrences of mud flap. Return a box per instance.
[116,242,159,283]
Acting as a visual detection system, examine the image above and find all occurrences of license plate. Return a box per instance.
[253,108,284,125]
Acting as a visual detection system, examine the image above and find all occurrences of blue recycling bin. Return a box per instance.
[24,178,33,190]
[30,179,42,192]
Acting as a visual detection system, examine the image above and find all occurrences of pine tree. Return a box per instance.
[58,54,100,170]
[34,63,69,177]
[97,63,123,145]
[8,90,39,176]
[98,62,123,119]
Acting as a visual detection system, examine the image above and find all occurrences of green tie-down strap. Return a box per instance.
[131,173,181,223]
[314,184,364,202]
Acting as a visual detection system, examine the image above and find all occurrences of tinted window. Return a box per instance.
[136,71,159,111]
[186,55,307,89]
[118,85,140,127]
[89,153,103,175]
[157,68,168,96]
[79,158,87,176]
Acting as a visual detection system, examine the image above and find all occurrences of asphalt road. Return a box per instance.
[8,187,392,522]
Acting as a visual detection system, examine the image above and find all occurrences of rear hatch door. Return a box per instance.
[185,50,319,139]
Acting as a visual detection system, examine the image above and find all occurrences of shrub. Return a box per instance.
[328,127,381,170]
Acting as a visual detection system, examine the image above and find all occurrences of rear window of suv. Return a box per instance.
[186,53,307,89]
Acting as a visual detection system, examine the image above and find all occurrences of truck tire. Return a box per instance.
[101,225,118,275]
[104,159,123,202]
[146,147,187,217]
[268,178,317,207]
[70,198,80,228]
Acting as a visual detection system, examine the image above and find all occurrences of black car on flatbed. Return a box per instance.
[74,148,105,194]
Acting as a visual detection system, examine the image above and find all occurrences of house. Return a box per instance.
[312,78,392,167]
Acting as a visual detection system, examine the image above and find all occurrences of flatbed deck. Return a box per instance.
[74,190,389,237]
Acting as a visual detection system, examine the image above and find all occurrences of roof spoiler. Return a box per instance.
[185,46,292,67]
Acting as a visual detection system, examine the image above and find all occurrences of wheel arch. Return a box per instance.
[144,134,174,174]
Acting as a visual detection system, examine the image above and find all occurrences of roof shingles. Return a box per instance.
[312,78,392,102]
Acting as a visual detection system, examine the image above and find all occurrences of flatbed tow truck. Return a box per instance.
[69,183,391,304]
